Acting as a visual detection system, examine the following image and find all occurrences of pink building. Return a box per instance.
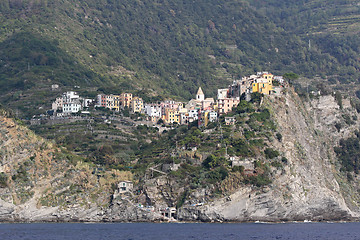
[217,98,240,114]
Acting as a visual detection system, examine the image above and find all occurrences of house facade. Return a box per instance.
[131,97,144,113]
[120,93,133,108]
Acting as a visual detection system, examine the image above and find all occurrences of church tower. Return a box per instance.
[196,87,205,101]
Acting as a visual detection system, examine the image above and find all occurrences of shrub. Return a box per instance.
[245,174,271,187]
[244,129,255,139]
[281,157,288,164]
[232,165,244,174]
[270,161,282,169]
[206,167,229,184]
[176,190,188,208]
[250,92,263,105]
[236,100,254,113]
[335,91,343,109]
[203,155,221,169]
[0,172,7,187]
[335,122,342,132]
[264,148,280,159]
[334,137,360,173]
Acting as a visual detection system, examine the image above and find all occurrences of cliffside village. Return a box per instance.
[50,72,284,126]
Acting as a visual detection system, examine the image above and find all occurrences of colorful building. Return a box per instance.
[163,108,180,124]
[203,110,218,126]
[120,93,133,108]
[96,94,107,108]
[112,95,120,111]
[218,98,240,114]
[131,97,143,113]
[252,72,274,95]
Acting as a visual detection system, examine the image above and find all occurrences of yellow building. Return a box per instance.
[112,95,120,112]
[252,72,274,95]
[163,108,179,124]
[130,97,143,113]
[261,72,273,81]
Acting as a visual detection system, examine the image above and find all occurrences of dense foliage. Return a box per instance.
[334,130,360,174]
[1,0,360,116]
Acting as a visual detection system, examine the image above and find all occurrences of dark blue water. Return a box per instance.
[0,222,360,240]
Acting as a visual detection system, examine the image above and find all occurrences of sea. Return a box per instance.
[0,222,360,240]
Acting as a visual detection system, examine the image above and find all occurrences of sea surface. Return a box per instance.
[1,222,360,240]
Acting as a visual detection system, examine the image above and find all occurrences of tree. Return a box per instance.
[236,100,254,113]
[283,72,299,80]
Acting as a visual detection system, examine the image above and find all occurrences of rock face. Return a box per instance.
[1,89,360,222]
[177,91,360,222]
[0,114,160,222]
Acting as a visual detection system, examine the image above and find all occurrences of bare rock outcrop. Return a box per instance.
[177,90,360,222]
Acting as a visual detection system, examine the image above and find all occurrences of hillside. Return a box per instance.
[247,0,360,84]
[0,108,141,222]
[2,0,360,118]
[3,88,360,222]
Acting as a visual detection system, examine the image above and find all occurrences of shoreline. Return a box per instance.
[0,219,357,224]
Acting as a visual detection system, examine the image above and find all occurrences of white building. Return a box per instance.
[63,91,80,102]
[144,104,162,118]
[188,109,199,121]
[274,76,284,84]
[180,112,189,124]
[51,84,59,90]
[117,181,133,193]
[51,91,83,114]
[208,111,218,122]
[83,99,93,108]
[62,100,82,113]
[217,89,228,100]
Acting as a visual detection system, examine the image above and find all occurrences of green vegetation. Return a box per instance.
[334,130,360,174]
[264,148,280,159]
[2,0,360,117]
[335,91,343,109]
[284,73,299,81]
[131,94,283,193]
[0,172,8,188]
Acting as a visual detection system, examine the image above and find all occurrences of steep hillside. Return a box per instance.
[2,0,360,117]
[0,109,140,222]
[2,89,360,222]
[152,89,360,222]
[247,0,360,84]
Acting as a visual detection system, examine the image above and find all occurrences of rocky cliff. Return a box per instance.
[1,89,360,222]
[0,112,156,222]
[176,90,360,222]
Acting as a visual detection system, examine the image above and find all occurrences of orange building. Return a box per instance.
[120,93,133,108]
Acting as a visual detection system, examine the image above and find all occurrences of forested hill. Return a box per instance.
[246,0,360,83]
[0,0,360,114]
